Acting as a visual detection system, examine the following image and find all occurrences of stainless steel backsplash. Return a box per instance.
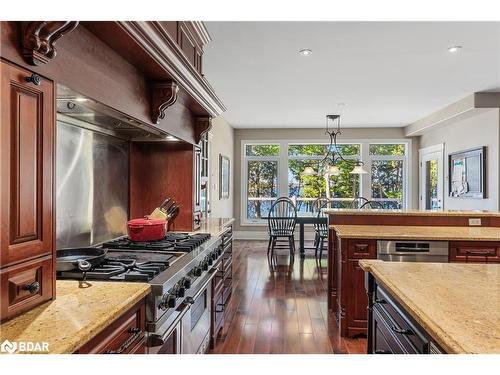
[56,118,129,249]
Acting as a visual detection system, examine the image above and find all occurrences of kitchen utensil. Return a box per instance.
[127,217,167,241]
[56,247,108,272]
[150,207,168,220]
[150,198,175,220]
[166,203,178,219]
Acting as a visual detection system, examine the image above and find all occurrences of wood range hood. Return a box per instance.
[82,21,226,145]
[1,21,225,145]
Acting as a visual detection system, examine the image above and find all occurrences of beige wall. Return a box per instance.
[208,116,234,218]
[234,127,418,234]
[419,109,500,211]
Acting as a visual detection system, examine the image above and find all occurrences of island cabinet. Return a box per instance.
[367,275,444,354]
[210,226,233,348]
[338,238,376,337]
[449,241,500,263]
[0,60,55,322]
[75,299,147,354]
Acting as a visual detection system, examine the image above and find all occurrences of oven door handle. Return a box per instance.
[186,268,217,304]
[148,303,191,346]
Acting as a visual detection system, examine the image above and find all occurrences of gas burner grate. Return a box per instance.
[101,233,211,253]
[57,258,170,282]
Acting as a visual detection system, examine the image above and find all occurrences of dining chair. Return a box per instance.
[267,197,297,262]
[349,196,369,209]
[359,200,384,209]
[311,198,331,249]
[314,201,329,261]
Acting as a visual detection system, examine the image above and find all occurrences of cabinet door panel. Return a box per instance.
[346,259,369,332]
[1,61,54,267]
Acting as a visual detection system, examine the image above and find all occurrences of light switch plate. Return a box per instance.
[469,218,482,226]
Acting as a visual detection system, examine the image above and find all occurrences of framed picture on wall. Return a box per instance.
[219,154,230,199]
[448,146,486,199]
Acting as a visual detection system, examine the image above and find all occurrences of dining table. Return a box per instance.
[266,212,328,259]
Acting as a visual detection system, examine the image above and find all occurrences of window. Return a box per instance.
[369,143,407,209]
[241,140,410,225]
[288,143,361,213]
[244,144,280,222]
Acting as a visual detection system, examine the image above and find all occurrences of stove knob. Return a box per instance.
[177,286,186,297]
[211,251,218,260]
[202,261,209,271]
[159,293,177,310]
[193,267,202,277]
[217,247,223,256]
[207,257,213,266]
[183,277,192,289]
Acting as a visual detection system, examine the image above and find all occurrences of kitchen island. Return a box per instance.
[0,281,150,354]
[359,260,500,354]
[325,209,500,338]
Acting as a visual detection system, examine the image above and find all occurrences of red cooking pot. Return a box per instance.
[127,217,167,242]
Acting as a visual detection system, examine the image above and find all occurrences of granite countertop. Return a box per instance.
[332,224,500,241]
[359,260,500,354]
[323,208,500,217]
[193,217,235,237]
[0,280,150,354]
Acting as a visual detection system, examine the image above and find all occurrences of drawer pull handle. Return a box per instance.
[375,350,391,354]
[374,298,386,304]
[23,281,40,294]
[104,328,143,354]
[465,250,493,256]
[25,73,42,86]
[391,325,412,335]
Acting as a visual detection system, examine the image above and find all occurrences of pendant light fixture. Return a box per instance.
[301,114,366,176]
[350,161,368,175]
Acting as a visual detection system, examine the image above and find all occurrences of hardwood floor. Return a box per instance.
[210,240,367,354]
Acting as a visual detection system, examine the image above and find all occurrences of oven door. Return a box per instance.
[147,303,190,354]
[182,270,216,354]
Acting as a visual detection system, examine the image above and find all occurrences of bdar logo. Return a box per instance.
[1,339,17,354]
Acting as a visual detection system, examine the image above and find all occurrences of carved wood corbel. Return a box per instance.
[151,81,180,124]
[195,116,212,144]
[22,21,79,66]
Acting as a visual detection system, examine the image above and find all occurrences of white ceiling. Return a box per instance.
[203,22,500,129]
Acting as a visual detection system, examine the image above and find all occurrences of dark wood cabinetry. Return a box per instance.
[329,212,500,339]
[338,238,376,337]
[210,226,233,348]
[160,21,207,75]
[449,241,500,263]
[0,60,55,322]
[76,299,146,354]
[367,274,443,354]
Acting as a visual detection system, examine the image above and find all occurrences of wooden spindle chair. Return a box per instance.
[267,197,297,263]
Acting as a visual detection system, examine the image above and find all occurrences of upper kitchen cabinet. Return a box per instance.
[0,60,55,321]
[160,21,207,75]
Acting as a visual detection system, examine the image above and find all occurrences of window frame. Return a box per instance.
[366,142,409,209]
[241,139,412,226]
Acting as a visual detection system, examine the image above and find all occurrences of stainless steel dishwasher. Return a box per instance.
[377,240,449,262]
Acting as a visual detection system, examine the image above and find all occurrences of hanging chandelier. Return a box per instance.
[302,114,368,176]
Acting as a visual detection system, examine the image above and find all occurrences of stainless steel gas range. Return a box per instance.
[57,231,230,354]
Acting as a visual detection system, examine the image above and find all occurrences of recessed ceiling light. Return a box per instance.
[74,97,88,102]
[166,135,179,141]
[447,45,462,53]
[298,49,312,56]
